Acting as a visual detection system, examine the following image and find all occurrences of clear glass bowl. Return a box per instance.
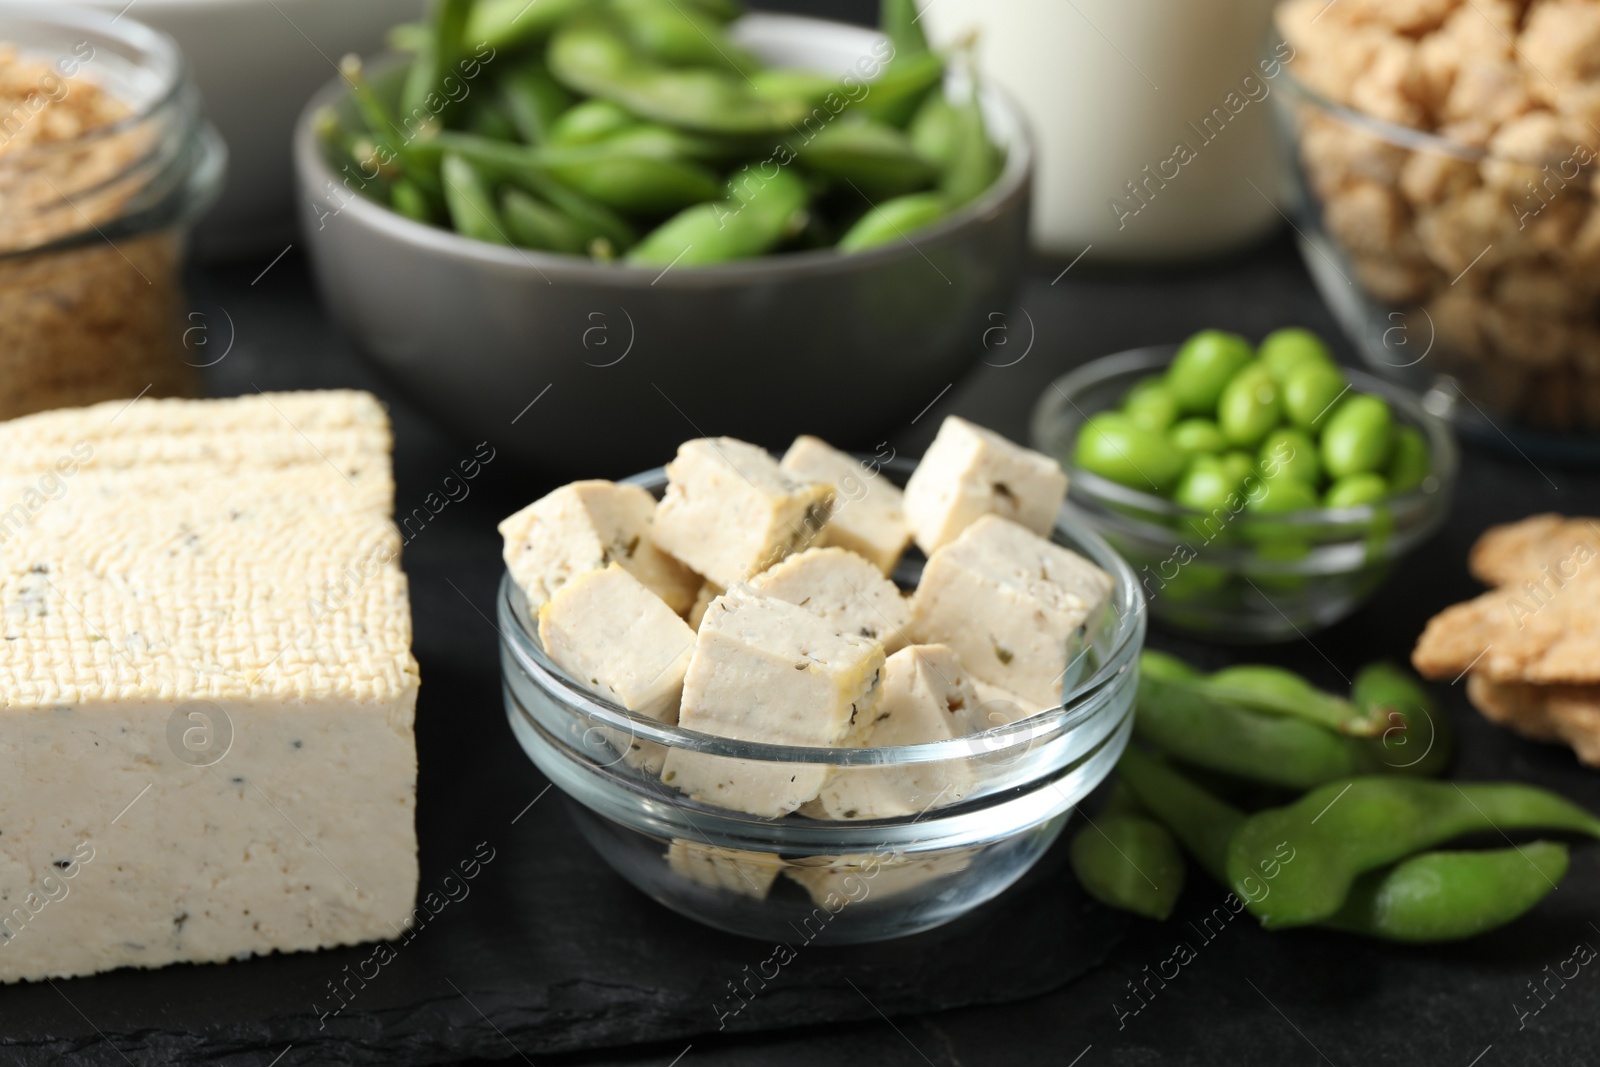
[1031,345,1457,643]
[498,462,1144,944]
[1268,62,1600,460]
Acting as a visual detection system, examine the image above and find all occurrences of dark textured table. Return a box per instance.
[149,225,1600,1067]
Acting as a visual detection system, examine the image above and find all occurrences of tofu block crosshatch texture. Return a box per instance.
[0,392,420,984]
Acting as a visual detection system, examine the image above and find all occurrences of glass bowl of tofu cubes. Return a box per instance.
[498,418,1144,943]
[1032,345,1455,643]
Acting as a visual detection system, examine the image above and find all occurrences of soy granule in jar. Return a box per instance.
[0,44,199,420]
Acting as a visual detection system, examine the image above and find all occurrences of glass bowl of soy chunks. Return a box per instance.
[315,0,1008,264]
[497,419,1146,943]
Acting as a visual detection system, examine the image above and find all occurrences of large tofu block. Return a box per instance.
[780,435,912,574]
[751,547,911,653]
[537,564,695,773]
[661,587,884,817]
[652,438,834,589]
[500,480,700,615]
[910,515,1113,711]
[0,392,419,984]
[903,416,1068,554]
[808,645,980,821]
[665,839,784,899]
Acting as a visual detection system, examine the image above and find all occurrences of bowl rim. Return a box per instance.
[1031,343,1460,531]
[499,459,1146,768]
[292,11,1035,285]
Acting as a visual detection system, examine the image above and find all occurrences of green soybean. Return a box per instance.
[1123,377,1180,432]
[748,69,843,108]
[537,143,722,212]
[1258,427,1318,486]
[1206,664,1378,736]
[501,188,588,253]
[441,152,510,244]
[628,165,808,266]
[1173,454,1241,513]
[1167,330,1254,414]
[1220,451,1255,487]
[1387,425,1431,492]
[1325,472,1388,508]
[863,50,947,129]
[1169,417,1226,457]
[466,0,591,50]
[836,191,948,252]
[1322,393,1394,479]
[1069,814,1186,920]
[1074,412,1186,494]
[1323,843,1568,942]
[1259,326,1335,383]
[795,118,939,199]
[1282,361,1348,431]
[1227,778,1600,928]
[613,0,759,73]
[1218,364,1280,448]
[391,178,435,223]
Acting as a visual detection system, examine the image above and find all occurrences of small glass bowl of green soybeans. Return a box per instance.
[1031,329,1458,643]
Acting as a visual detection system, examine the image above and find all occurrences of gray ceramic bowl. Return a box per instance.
[293,13,1032,475]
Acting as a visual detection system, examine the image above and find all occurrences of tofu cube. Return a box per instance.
[661,587,884,817]
[652,438,834,589]
[499,480,700,616]
[903,416,1068,554]
[665,839,785,899]
[751,547,911,653]
[967,678,1041,732]
[784,847,980,908]
[537,564,696,773]
[686,579,721,630]
[910,515,1113,710]
[780,435,913,574]
[807,645,980,821]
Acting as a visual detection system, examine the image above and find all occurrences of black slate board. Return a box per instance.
[0,285,1126,1065]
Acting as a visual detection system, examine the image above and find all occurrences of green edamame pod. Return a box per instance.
[909,90,958,169]
[1323,843,1568,943]
[1205,664,1379,736]
[465,0,591,51]
[863,50,946,128]
[1167,330,1254,414]
[1227,778,1600,928]
[613,0,759,75]
[1116,746,1244,883]
[391,178,436,223]
[1069,814,1186,920]
[501,189,588,253]
[464,96,519,141]
[548,98,638,146]
[880,0,931,59]
[549,19,807,135]
[1134,672,1382,790]
[342,56,441,197]
[1353,661,1452,778]
[501,64,573,145]
[796,119,939,198]
[939,78,1001,205]
[836,191,948,252]
[1139,650,1204,684]
[627,165,808,266]
[440,152,510,244]
[1321,393,1394,479]
[1387,425,1431,493]
[401,0,473,123]
[538,146,721,212]
[749,69,844,108]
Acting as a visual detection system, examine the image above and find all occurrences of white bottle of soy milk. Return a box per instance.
[922,0,1288,263]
